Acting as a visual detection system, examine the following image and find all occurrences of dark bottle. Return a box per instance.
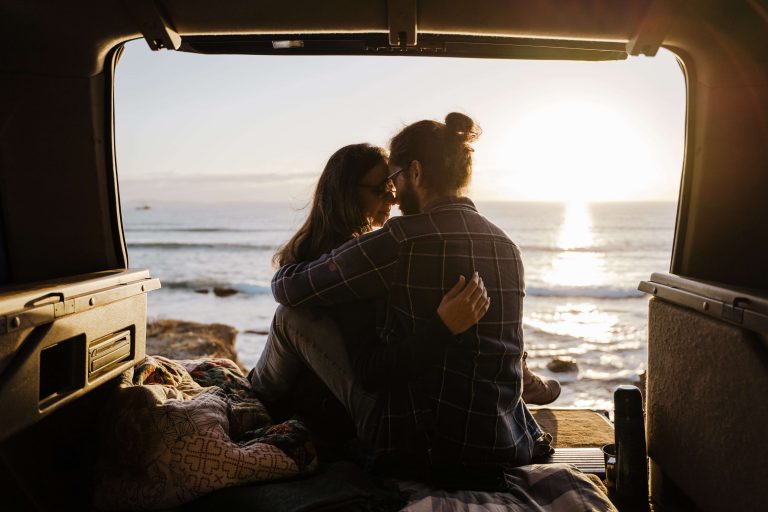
[614,385,649,501]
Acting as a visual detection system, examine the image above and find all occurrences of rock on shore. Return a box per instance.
[547,357,579,373]
[146,319,246,372]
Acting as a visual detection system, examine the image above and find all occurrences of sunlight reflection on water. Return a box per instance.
[539,203,614,341]
[526,201,643,410]
[544,251,608,287]
[526,302,618,343]
[557,201,594,250]
[544,202,609,288]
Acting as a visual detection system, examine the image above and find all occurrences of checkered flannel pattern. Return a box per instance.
[272,197,542,465]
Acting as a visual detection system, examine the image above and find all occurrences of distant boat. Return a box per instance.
[136,204,151,211]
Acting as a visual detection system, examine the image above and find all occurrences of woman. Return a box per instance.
[262,143,489,441]
[273,143,394,267]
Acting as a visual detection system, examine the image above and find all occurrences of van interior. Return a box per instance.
[1,1,767,510]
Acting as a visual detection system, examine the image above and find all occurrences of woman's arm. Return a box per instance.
[353,274,490,393]
[272,227,399,307]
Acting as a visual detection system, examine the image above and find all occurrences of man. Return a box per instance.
[252,113,557,472]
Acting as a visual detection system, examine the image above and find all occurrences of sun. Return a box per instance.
[489,100,657,202]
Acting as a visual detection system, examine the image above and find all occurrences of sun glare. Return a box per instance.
[490,101,658,202]
[558,201,593,250]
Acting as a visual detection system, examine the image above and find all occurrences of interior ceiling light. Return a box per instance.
[272,40,304,49]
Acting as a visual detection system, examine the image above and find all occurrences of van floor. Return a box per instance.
[530,407,614,448]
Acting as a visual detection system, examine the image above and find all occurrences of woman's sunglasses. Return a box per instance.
[358,179,395,198]
[358,162,410,198]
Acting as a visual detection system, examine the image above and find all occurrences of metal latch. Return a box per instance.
[89,331,132,377]
[388,0,418,47]
[122,0,182,51]
[627,0,681,57]
[722,297,749,324]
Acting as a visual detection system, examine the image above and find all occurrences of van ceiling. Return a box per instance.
[0,0,653,76]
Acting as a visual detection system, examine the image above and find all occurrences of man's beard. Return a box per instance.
[397,185,421,215]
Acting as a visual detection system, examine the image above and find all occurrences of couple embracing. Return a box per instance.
[249,113,560,478]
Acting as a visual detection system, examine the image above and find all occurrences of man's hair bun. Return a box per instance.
[445,112,482,143]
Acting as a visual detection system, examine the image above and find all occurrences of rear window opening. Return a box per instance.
[115,40,685,411]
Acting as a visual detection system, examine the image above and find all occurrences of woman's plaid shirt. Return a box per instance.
[272,197,542,465]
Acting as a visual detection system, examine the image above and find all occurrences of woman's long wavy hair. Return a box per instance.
[273,143,388,267]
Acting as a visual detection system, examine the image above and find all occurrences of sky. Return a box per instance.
[115,40,686,204]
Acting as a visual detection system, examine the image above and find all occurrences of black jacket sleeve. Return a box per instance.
[352,313,459,393]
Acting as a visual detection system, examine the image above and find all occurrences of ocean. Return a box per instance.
[123,200,676,412]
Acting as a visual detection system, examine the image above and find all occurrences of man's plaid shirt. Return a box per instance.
[272,197,543,465]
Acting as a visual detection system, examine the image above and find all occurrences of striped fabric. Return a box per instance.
[272,197,542,465]
[398,463,617,511]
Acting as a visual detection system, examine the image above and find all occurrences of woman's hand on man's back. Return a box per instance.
[437,272,490,335]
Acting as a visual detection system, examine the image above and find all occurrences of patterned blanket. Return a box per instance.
[93,356,317,511]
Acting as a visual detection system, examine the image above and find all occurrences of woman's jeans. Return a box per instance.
[250,305,380,445]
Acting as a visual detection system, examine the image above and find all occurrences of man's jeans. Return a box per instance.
[250,305,380,446]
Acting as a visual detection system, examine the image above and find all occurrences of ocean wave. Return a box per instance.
[163,280,272,295]
[128,242,278,251]
[526,286,644,299]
